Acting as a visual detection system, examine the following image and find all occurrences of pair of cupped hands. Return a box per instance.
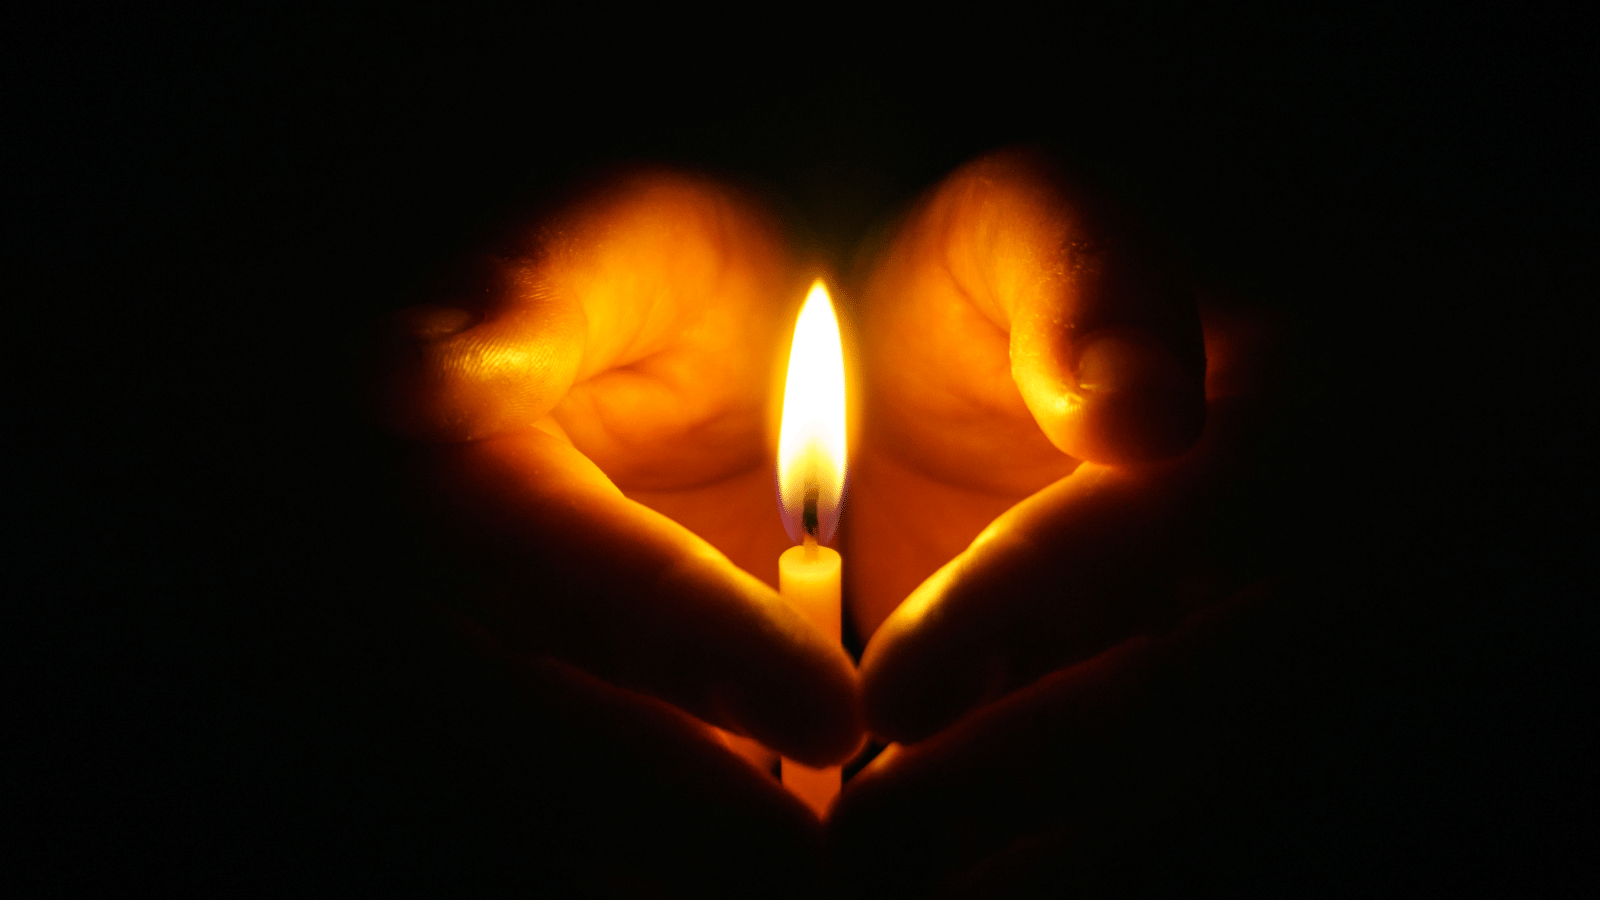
[372,148,1279,896]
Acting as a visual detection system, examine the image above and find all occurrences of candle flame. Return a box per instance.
[777,279,847,544]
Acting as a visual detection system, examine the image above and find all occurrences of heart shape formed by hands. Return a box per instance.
[370,149,1282,897]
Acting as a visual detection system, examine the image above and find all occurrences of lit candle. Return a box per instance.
[776,279,848,816]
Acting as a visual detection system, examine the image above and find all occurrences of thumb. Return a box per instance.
[951,149,1207,463]
[369,252,586,443]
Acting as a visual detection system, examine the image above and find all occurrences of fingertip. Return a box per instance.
[396,303,481,340]
[368,287,585,443]
[858,624,917,743]
[1068,329,1206,462]
[858,602,991,746]
[687,569,863,768]
[367,303,476,441]
[744,639,865,768]
[1022,328,1205,464]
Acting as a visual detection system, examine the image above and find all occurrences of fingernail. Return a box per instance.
[1073,329,1204,460]
[1074,330,1190,399]
[397,305,480,340]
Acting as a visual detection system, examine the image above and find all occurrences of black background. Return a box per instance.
[9,9,1593,897]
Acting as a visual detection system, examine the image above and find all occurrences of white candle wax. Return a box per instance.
[778,539,842,816]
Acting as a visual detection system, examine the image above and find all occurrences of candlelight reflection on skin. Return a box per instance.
[373,171,862,771]
[830,151,1281,898]
[847,151,1206,650]
[374,151,1277,897]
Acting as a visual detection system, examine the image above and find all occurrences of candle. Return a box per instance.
[776,279,849,816]
[777,540,842,814]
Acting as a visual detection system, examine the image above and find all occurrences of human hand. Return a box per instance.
[831,580,1298,898]
[370,173,862,790]
[833,149,1288,892]
[847,148,1227,735]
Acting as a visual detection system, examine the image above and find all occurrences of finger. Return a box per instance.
[865,147,1205,469]
[369,248,585,443]
[832,586,1280,899]
[370,171,789,462]
[859,392,1259,744]
[835,635,1158,899]
[439,618,827,898]
[429,426,863,767]
[530,659,825,898]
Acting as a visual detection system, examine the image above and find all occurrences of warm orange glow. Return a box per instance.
[777,279,847,544]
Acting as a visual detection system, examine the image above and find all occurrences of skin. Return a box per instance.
[371,173,855,894]
[375,173,860,768]
[829,152,1286,895]
[833,298,1286,896]
[372,150,1277,894]
[847,151,1277,744]
[847,150,1206,649]
[828,581,1297,899]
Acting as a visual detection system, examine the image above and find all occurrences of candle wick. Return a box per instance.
[802,482,821,559]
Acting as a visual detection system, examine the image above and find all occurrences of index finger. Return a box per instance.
[431,426,863,767]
